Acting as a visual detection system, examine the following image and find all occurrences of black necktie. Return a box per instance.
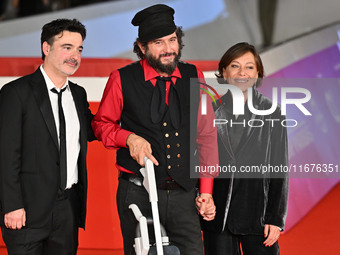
[150,76,169,124]
[150,76,181,129]
[51,87,67,190]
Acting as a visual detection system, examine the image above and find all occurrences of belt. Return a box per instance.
[157,179,182,190]
[119,172,182,190]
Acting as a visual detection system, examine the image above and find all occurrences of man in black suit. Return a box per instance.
[0,18,95,255]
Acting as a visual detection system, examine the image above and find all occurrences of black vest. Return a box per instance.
[117,61,200,191]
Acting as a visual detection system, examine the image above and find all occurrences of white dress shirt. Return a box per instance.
[40,65,80,189]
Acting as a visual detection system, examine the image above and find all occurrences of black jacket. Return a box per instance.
[0,68,95,228]
[202,88,289,235]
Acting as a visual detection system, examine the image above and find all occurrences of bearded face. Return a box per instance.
[142,31,182,76]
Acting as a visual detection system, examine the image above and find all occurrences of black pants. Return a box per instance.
[117,178,203,255]
[203,227,280,255]
[2,186,80,255]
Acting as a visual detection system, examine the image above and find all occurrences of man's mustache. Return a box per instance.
[159,52,176,57]
[64,59,79,66]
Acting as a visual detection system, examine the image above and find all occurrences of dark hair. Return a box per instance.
[133,26,184,59]
[216,42,264,87]
[40,18,86,60]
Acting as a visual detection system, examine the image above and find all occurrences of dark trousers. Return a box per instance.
[203,227,280,255]
[2,186,80,255]
[117,178,203,255]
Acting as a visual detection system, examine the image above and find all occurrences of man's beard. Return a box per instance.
[145,49,181,76]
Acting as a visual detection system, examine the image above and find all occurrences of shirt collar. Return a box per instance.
[40,65,69,92]
[140,59,182,82]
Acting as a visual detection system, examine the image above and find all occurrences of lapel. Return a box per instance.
[215,88,261,159]
[69,82,86,149]
[236,87,261,155]
[30,68,59,149]
[214,94,235,232]
[215,106,234,158]
[214,95,235,161]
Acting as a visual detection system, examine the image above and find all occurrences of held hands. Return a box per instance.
[4,208,26,230]
[263,224,281,247]
[195,193,216,221]
[126,133,159,167]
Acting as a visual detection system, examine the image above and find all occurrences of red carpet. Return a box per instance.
[77,182,340,254]
[0,184,340,255]
[1,182,339,255]
[280,182,340,254]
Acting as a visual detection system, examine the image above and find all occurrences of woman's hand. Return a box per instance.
[263,224,281,247]
[195,193,216,221]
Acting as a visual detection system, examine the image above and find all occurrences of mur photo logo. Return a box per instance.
[197,79,312,128]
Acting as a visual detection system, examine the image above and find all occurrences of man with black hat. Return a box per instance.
[92,4,218,255]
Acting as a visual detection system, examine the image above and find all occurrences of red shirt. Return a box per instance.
[92,59,218,194]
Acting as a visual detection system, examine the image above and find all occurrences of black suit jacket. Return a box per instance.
[0,68,95,228]
[202,88,289,235]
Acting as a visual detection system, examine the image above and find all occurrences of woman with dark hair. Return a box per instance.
[201,42,288,255]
